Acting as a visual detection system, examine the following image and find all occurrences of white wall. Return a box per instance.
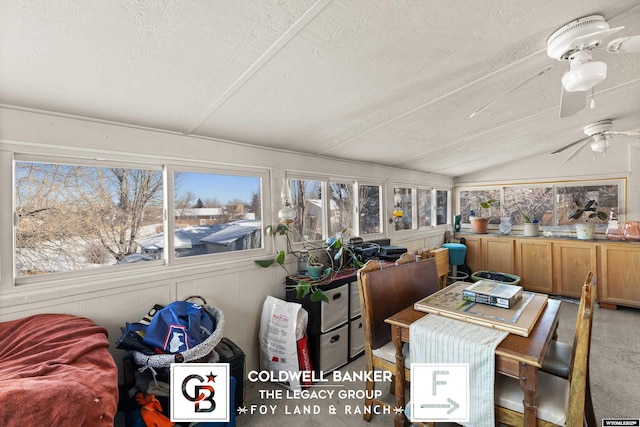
[455,143,639,220]
[0,107,451,378]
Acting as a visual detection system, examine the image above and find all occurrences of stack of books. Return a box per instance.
[462,280,523,309]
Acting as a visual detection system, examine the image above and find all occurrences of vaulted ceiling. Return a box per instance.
[1,1,639,177]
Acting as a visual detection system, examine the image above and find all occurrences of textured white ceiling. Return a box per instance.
[1,0,639,177]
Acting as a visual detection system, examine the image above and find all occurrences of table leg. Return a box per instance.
[391,325,407,427]
[518,362,539,426]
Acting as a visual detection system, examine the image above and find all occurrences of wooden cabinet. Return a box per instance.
[457,233,640,308]
[482,237,515,274]
[599,243,640,308]
[515,239,553,293]
[552,241,597,298]
[461,235,482,273]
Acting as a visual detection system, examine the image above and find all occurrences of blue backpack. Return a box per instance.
[141,301,214,353]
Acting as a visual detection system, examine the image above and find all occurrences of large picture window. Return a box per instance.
[457,180,623,230]
[15,160,163,276]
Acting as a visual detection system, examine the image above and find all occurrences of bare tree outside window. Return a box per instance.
[290,179,323,242]
[459,189,501,223]
[359,184,381,234]
[329,182,354,237]
[418,188,433,228]
[15,162,163,276]
[503,187,553,225]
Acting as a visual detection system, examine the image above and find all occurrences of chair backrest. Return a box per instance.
[358,257,440,350]
[565,272,595,427]
[569,272,597,372]
[395,252,416,265]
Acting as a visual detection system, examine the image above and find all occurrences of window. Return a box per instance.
[457,180,624,229]
[289,178,324,242]
[503,186,553,226]
[458,189,501,224]
[417,188,432,228]
[329,181,355,237]
[436,190,450,226]
[15,160,163,277]
[358,184,382,235]
[164,171,262,259]
[556,184,618,227]
[394,187,413,231]
[14,156,270,280]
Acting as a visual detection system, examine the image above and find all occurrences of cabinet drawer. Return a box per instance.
[321,284,349,332]
[318,324,349,372]
[349,318,364,358]
[349,281,361,319]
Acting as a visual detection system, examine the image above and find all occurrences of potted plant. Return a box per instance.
[515,202,540,237]
[568,198,608,240]
[306,254,327,280]
[469,199,496,233]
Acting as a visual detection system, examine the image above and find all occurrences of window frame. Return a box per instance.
[456,178,626,232]
[12,153,272,286]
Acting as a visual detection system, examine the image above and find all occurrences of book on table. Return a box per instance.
[462,280,523,309]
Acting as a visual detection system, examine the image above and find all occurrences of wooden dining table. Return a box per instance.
[385,297,561,427]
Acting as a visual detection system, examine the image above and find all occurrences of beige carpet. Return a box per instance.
[237,298,640,426]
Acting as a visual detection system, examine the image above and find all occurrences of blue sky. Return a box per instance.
[175,172,260,204]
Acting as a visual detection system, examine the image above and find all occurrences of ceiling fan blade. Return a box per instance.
[563,138,592,163]
[469,64,555,118]
[559,86,586,117]
[607,35,640,53]
[568,26,625,51]
[610,131,640,138]
[551,136,590,154]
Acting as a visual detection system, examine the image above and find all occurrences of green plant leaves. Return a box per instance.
[296,282,311,300]
[295,282,328,303]
[276,250,285,265]
[255,259,275,268]
[310,289,329,303]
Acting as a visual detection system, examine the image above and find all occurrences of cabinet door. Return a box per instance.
[516,240,553,293]
[462,235,482,272]
[600,244,640,308]
[482,237,515,274]
[553,241,596,298]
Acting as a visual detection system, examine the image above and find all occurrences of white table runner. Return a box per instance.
[409,314,508,427]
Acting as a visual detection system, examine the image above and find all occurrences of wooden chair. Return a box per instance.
[395,252,416,265]
[494,271,595,427]
[357,257,440,421]
[541,272,597,427]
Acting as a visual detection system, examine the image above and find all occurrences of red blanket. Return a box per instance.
[0,313,119,426]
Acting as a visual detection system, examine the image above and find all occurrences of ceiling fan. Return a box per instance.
[470,15,640,118]
[551,119,640,163]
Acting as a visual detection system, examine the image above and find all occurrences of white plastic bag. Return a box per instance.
[259,296,309,391]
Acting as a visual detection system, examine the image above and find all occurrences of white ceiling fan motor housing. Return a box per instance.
[547,15,609,59]
[583,119,614,136]
[585,119,614,153]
